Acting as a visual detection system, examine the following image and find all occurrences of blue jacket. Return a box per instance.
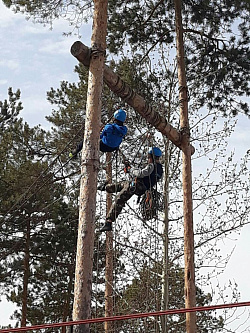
[100,123,127,148]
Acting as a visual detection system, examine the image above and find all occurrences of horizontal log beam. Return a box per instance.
[71,41,195,155]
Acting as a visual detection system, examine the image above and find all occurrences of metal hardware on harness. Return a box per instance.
[129,178,137,193]
[139,189,164,221]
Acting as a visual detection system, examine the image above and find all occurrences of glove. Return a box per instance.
[124,165,131,173]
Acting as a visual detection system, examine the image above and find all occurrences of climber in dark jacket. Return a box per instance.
[69,109,127,157]
[99,147,163,232]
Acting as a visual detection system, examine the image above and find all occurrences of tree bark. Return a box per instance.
[70,41,195,156]
[104,152,114,333]
[72,1,108,333]
[160,141,170,333]
[174,0,196,332]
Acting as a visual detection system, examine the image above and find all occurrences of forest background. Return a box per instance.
[0,0,249,332]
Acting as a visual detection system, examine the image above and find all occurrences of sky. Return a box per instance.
[0,0,250,331]
[0,1,92,129]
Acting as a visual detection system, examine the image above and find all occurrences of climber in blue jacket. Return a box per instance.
[69,109,127,158]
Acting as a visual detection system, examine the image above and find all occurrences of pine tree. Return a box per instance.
[107,0,250,116]
[0,90,77,329]
[0,87,23,130]
[3,1,249,116]
[114,263,224,332]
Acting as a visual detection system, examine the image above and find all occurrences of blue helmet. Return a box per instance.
[148,147,162,157]
[114,109,126,122]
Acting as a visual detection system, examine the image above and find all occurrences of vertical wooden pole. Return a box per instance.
[174,0,196,332]
[161,141,170,333]
[72,1,108,333]
[104,151,114,333]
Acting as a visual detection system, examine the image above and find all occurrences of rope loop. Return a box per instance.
[139,188,164,221]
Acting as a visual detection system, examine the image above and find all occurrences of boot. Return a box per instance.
[100,221,112,232]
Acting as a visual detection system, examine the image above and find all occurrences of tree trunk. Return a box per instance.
[72,1,108,333]
[21,219,30,327]
[70,41,195,156]
[174,0,196,332]
[104,151,114,333]
[160,140,170,333]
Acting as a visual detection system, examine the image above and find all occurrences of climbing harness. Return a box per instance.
[137,141,164,221]
[139,188,164,221]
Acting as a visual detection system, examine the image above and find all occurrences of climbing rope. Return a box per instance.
[2,301,250,332]
[139,188,165,221]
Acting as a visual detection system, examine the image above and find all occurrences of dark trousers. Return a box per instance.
[100,140,118,153]
[106,180,146,222]
[75,140,118,154]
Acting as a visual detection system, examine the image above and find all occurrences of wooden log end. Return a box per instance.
[190,145,195,155]
[70,41,84,56]
[71,41,91,67]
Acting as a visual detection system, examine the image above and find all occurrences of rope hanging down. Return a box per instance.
[1,301,250,332]
[139,188,164,221]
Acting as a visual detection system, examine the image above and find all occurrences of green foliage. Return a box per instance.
[107,0,250,116]
[3,0,249,117]
[108,0,175,54]
[113,263,224,332]
[0,89,78,327]
[0,87,23,130]
[46,69,87,159]
[2,0,93,29]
